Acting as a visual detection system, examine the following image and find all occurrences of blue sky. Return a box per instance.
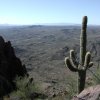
[0,0,100,25]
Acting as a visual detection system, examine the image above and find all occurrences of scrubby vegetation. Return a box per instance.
[10,76,48,100]
[92,65,100,85]
[9,75,77,100]
[8,70,100,100]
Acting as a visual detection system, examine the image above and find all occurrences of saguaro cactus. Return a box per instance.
[65,16,93,93]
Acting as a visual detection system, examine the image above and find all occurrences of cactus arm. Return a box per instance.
[65,57,78,72]
[70,50,78,68]
[84,52,93,69]
[84,52,91,69]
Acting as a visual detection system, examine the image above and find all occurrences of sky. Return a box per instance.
[0,0,100,25]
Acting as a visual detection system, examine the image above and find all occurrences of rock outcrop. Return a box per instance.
[0,36,27,96]
[72,85,100,100]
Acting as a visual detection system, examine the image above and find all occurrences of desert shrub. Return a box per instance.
[10,76,40,100]
[92,64,100,85]
[10,75,78,100]
[65,75,77,99]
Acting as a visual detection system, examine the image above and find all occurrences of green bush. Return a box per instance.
[10,76,40,100]
[92,66,100,85]
[60,74,77,100]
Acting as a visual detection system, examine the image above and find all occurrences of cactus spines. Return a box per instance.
[80,16,87,65]
[65,16,93,93]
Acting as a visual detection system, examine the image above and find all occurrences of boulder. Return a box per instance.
[72,85,100,100]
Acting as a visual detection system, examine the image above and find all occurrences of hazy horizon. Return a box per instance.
[1,23,100,26]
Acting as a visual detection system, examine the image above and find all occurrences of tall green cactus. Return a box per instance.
[65,16,93,93]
